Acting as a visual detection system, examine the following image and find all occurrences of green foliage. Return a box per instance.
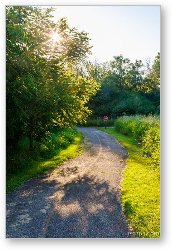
[6,6,100,173]
[18,136,30,151]
[7,128,79,174]
[99,128,160,238]
[88,54,160,118]
[142,127,160,168]
[114,115,160,168]
[113,92,156,116]
[7,129,83,192]
[35,128,78,159]
[57,17,92,63]
[147,52,160,86]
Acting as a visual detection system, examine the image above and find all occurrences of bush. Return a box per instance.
[112,93,157,117]
[7,127,78,173]
[18,136,30,151]
[35,127,78,159]
[114,115,160,167]
[142,127,160,168]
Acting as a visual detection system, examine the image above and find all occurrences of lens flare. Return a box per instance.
[51,32,60,43]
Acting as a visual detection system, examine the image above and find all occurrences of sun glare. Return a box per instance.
[51,32,60,43]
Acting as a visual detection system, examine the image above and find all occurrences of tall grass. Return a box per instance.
[114,115,160,168]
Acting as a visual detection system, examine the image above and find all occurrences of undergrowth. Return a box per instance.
[7,128,83,192]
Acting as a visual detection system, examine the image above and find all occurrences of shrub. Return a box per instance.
[114,115,160,167]
[7,127,79,173]
[112,93,157,117]
[142,126,160,168]
[37,128,77,159]
[18,136,30,151]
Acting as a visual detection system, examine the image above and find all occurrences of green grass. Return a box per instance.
[6,132,83,192]
[99,128,160,238]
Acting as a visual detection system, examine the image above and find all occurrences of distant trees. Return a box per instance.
[148,52,160,86]
[6,6,100,150]
[88,54,160,118]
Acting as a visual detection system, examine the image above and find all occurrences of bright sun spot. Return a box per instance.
[51,32,60,43]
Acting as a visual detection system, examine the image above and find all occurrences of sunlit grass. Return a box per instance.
[6,133,83,192]
[99,128,160,238]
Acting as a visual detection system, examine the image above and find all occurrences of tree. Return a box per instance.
[87,54,160,118]
[6,6,100,151]
[148,52,160,85]
[109,55,130,88]
[125,60,144,91]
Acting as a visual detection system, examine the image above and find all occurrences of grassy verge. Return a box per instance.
[7,131,83,192]
[114,115,160,168]
[99,128,160,238]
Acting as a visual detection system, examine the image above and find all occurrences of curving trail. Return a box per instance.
[6,127,130,238]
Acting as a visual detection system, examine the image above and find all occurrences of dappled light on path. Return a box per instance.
[6,128,130,238]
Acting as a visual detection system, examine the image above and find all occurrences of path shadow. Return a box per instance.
[7,171,131,238]
[45,175,130,238]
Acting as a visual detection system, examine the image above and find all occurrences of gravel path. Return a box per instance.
[6,127,130,238]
